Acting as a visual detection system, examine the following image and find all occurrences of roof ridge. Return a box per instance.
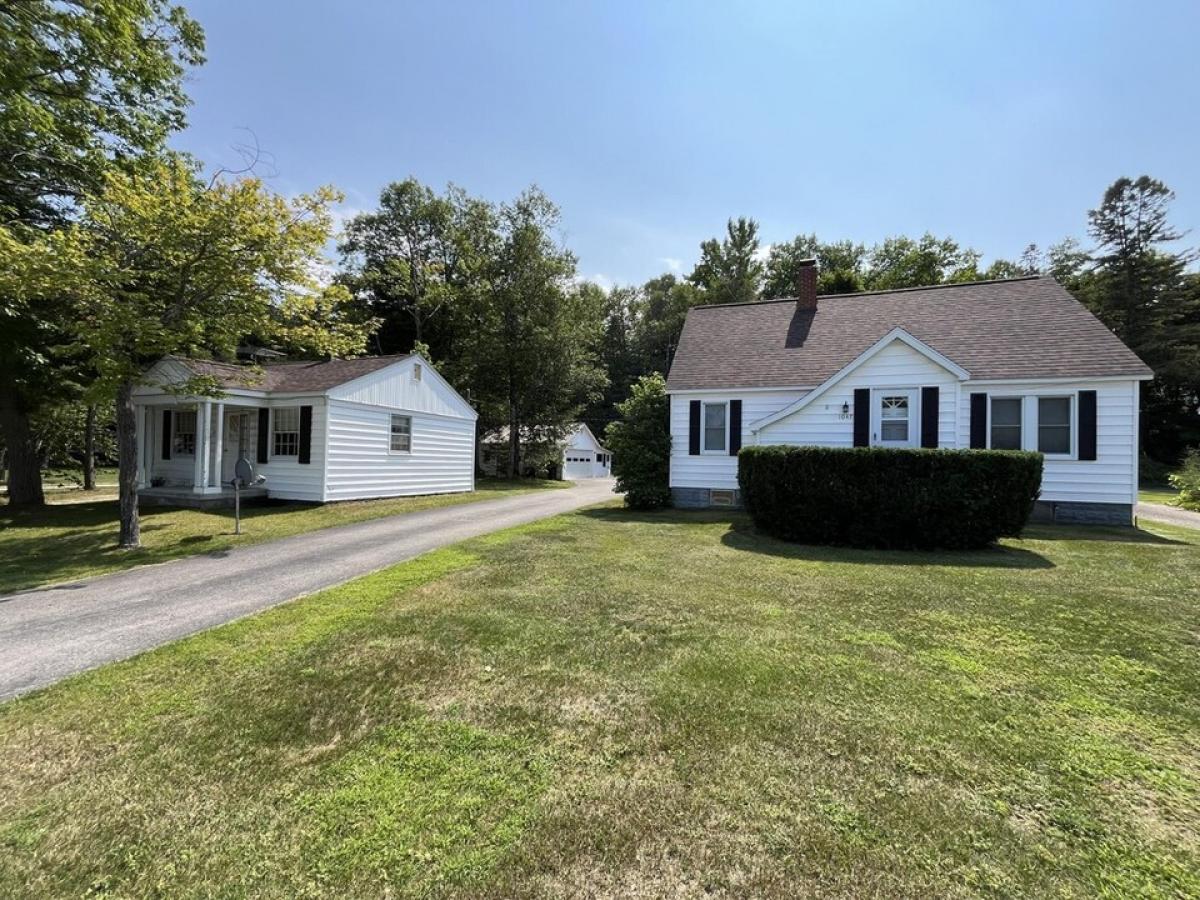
[691,274,1048,310]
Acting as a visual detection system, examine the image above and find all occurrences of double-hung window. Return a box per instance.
[1037,397,1072,455]
[173,410,197,456]
[989,398,1023,450]
[702,402,727,453]
[390,414,412,452]
[272,407,300,457]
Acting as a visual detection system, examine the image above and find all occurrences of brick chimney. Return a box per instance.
[795,258,818,310]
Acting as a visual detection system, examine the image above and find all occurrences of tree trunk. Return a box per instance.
[115,381,140,548]
[0,391,45,507]
[507,407,519,480]
[83,404,97,491]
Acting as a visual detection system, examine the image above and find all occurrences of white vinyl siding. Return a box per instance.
[324,401,474,500]
[669,339,1140,508]
[757,340,958,449]
[670,391,800,490]
[959,380,1138,505]
[259,399,326,501]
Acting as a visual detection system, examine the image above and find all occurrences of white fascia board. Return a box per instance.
[964,374,1154,385]
[748,328,969,433]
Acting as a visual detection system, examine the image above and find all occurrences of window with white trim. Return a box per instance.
[1037,397,1072,455]
[702,402,727,453]
[989,397,1023,450]
[390,414,412,452]
[173,410,197,456]
[412,363,422,382]
[272,407,300,457]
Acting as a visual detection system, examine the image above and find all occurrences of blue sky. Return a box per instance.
[177,1,1199,287]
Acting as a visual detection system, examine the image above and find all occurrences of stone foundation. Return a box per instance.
[671,487,742,509]
[1031,500,1133,526]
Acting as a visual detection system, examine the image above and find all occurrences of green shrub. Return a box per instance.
[1168,448,1200,511]
[737,446,1043,550]
[606,373,671,509]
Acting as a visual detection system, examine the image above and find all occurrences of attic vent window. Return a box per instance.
[413,364,422,382]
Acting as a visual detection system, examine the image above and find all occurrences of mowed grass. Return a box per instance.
[0,478,567,594]
[1,508,1198,897]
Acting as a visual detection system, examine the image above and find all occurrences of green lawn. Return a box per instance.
[1140,486,1182,506]
[1,508,1197,897]
[0,478,567,594]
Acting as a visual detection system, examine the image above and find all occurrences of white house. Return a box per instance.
[131,354,477,506]
[666,263,1153,525]
[479,423,612,480]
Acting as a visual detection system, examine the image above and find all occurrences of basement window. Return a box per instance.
[710,489,736,507]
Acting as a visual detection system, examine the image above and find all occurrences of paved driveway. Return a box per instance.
[1137,500,1200,531]
[0,479,617,702]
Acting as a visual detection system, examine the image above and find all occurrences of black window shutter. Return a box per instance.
[298,405,313,465]
[729,400,742,456]
[688,400,701,455]
[257,408,270,463]
[852,389,870,447]
[921,386,939,448]
[161,409,172,460]
[1078,390,1097,460]
[969,393,987,449]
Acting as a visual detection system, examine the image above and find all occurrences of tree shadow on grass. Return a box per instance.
[576,506,1055,569]
[1020,524,1189,546]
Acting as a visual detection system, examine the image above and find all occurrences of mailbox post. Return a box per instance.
[229,456,266,535]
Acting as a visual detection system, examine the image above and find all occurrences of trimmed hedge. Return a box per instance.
[738,446,1043,550]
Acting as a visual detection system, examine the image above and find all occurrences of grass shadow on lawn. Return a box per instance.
[578,506,1053,569]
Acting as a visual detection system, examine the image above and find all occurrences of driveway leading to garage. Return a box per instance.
[0,479,617,702]
[1137,500,1200,531]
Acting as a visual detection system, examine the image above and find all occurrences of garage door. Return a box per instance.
[563,452,595,479]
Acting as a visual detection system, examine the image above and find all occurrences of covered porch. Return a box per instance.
[133,395,267,506]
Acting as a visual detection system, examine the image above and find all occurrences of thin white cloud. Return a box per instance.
[660,256,683,273]
[753,242,773,262]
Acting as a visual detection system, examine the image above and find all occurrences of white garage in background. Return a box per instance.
[562,423,612,480]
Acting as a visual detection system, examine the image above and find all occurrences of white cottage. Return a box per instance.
[132,354,477,506]
[666,264,1153,525]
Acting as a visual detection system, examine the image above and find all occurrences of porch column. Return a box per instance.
[211,402,225,488]
[134,404,146,488]
[193,401,212,493]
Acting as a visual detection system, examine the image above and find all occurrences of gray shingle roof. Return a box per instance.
[665,277,1152,391]
[176,355,409,392]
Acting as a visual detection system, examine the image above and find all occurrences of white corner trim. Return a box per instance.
[748,328,969,433]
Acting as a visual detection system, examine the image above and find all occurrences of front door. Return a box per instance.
[874,389,917,448]
[222,412,250,482]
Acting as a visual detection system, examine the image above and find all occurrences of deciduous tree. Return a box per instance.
[0,0,204,505]
[5,156,373,546]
